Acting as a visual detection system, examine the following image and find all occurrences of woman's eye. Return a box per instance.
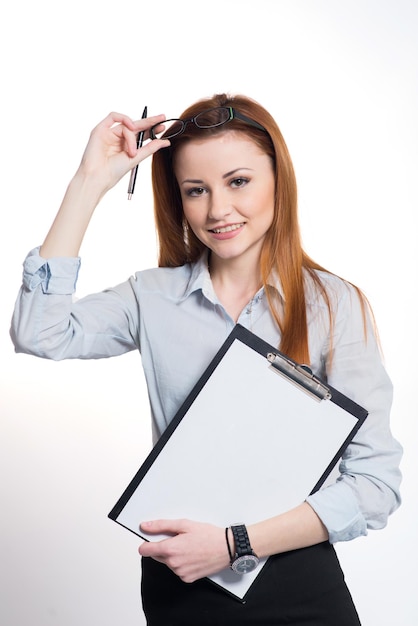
[186,187,206,197]
[231,177,249,188]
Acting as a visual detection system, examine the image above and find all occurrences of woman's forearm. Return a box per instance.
[248,502,329,558]
[40,170,105,258]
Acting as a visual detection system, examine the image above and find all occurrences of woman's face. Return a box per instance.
[174,132,275,269]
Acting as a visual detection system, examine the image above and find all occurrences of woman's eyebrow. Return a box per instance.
[223,167,253,179]
[180,178,204,185]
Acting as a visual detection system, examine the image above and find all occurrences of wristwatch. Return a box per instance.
[229,524,259,574]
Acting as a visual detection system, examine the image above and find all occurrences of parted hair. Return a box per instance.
[151,93,365,364]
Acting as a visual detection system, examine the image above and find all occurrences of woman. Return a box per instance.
[11,93,402,625]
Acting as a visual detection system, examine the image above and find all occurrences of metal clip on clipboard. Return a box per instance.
[267,352,332,401]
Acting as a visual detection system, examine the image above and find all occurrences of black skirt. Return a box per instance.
[141,542,361,625]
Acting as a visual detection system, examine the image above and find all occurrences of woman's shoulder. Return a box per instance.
[304,268,363,309]
[131,261,201,300]
[135,262,190,283]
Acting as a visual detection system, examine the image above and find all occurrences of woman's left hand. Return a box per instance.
[138,519,230,583]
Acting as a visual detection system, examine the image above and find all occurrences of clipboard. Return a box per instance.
[108,324,368,600]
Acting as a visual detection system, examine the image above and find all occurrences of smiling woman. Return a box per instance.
[10,92,402,626]
[174,134,275,316]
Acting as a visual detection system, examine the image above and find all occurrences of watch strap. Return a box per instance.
[230,524,253,557]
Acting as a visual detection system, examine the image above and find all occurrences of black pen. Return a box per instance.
[127,106,148,200]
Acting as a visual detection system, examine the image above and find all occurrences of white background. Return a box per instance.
[1,1,416,624]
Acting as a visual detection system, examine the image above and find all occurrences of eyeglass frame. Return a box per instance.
[149,106,267,140]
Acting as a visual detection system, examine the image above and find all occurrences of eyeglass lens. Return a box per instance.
[151,107,232,140]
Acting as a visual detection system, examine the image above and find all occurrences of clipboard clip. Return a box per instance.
[267,352,332,401]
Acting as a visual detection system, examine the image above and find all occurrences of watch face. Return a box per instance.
[231,555,259,574]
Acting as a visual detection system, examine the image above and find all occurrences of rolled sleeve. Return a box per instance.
[307,481,367,543]
[11,248,138,360]
[22,247,80,294]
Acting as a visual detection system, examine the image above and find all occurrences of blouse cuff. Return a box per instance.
[22,247,81,295]
[306,481,368,544]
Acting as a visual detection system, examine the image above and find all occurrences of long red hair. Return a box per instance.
[151,93,365,364]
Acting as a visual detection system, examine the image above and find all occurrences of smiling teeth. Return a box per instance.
[212,224,244,233]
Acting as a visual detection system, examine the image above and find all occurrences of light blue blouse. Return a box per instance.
[10,247,402,544]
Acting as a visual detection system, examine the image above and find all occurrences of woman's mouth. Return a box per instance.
[209,223,245,234]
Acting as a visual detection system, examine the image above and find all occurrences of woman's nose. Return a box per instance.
[207,190,233,221]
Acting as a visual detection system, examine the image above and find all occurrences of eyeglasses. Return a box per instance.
[149,106,267,140]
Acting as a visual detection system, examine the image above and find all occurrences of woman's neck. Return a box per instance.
[208,254,263,322]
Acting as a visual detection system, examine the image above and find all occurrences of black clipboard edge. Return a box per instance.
[108,325,239,521]
[108,324,368,522]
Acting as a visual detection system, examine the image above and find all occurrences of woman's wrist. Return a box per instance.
[70,167,109,202]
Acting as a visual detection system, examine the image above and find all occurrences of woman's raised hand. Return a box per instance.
[77,111,170,192]
[39,112,170,259]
